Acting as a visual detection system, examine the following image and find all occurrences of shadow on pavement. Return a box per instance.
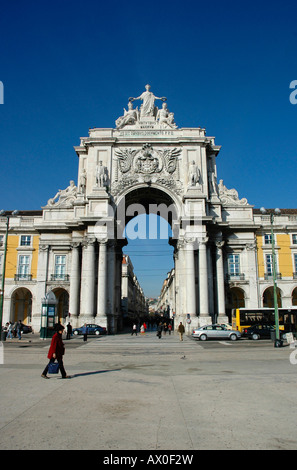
[71,368,121,378]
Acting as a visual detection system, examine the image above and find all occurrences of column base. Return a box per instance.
[94,315,108,329]
[198,316,213,327]
[216,316,229,325]
[77,315,96,325]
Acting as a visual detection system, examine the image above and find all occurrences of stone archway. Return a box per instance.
[51,288,69,323]
[115,184,180,242]
[39,85,254,334]
[263,286,282,308]
[226,286,245,311]
[292,287,297,306]
[10,288,32,324]
[116,185,178,329]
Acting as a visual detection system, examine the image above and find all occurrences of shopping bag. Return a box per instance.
[48,361,60,374]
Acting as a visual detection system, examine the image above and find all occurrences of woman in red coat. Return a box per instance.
[41,324,70,379]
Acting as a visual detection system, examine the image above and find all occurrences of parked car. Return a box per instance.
[22,324,33,334]
[73,323,107,336]
[192,324,241,341]
[241,324,282,340]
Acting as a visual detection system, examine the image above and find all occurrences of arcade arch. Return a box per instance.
[292,287,297,306]
[10,287,32,324]
[262,286,282,308]
[226,287,245,311]
[50,288,69,323]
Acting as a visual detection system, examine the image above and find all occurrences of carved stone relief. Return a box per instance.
[112,144,182,195]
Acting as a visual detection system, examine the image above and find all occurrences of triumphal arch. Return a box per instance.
[38,85,257,333]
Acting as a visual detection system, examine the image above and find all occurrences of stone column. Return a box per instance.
[199,238,210,323]
[69,243,80,321]
[107,242,116,333]
[215,241,227,320]
[80,239,96,321]
[246,242,259,308]
[185,239,196,317]
[115,247,123,331]
[96,240,107,328]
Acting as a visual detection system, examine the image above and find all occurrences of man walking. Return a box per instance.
[178,322,185,341]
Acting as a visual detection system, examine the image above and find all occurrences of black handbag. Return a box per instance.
[48,361,60,374]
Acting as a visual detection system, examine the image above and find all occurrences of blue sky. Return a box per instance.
[1,0,297,297]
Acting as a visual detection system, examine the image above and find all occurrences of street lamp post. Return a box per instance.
[0,210,19,339]
[260,207,282,347]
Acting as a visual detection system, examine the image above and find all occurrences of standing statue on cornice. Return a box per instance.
[129,84,166,118]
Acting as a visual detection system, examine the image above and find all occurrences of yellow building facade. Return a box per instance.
[254,209,297,308]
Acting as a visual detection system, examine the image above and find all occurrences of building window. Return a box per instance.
[18,255,30,279]
[264,234,272,245]
[20,235,31,246]
[228,254,240,277]
[54,255,66,279]
[265,254,273,275]
[292,234,297,245]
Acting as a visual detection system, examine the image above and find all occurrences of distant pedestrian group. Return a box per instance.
[4,320,23,340]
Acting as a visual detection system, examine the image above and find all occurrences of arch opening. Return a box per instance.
[262,286,282,308]
[10,288,32,324]
[118,187,177,330]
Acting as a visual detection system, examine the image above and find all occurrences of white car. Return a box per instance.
[192,324,241,341]
[214,323,233,330]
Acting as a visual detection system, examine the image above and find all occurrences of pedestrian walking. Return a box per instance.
[6,322,14,339]
[177,322,185,341]
[168,323,172,335]
[41,324,70,379]
[12,322,17,337]
[131,323,137,336]
[66,322,72,340]
[16,320,22,340]
[157,322,163,339]
[82,323,88,342]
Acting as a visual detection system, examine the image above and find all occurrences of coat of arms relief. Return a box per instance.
[112,144,182,195]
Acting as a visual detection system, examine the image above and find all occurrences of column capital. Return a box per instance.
[246,242,257,251]
[199,236,209,246]
[215,240,225,249]
[39,244,49,252]
[98,238,108,246]
[71,241,81,249]
[82,238,96,248]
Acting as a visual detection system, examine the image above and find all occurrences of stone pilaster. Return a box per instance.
[199,238,212,325]
[69,242,80,321]
[215,240,228,323]
[95,240,107,328]
[80,238,96,321]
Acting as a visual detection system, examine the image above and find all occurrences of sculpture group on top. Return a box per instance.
[115,84,177,129]
[44,85,249,208]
